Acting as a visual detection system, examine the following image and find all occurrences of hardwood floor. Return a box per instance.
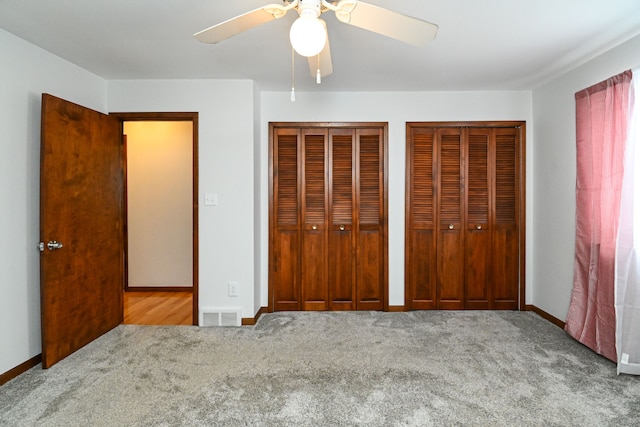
[123,291,193,325]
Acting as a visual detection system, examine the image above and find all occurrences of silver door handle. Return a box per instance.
[47,240,64,251]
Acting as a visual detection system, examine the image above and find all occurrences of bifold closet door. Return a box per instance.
[271,128,301,311]
[491,127,519,309]
[301,129,329,310]
[328,128,385,310]
[355,128,385,310]
[436,128,464,309]
[405,127,437,309]
[271,123,387,312]
[464,128,491,308]
[328,129,355,309]
[405,122,522,311]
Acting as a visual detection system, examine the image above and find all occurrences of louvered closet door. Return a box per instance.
[406,127,436,309]
[301,129,329,310]
[272,128,301,311]
[405,122,523,311]
[491,127,519,309]
[329,129,356,310]
[355,128,384,310]
[270,123,387,312]
[436,128,464,309]
[465,128,491,309]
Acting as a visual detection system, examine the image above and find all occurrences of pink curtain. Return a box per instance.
[565,70,632,362]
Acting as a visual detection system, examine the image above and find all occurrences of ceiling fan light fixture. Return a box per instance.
[289,13,327,57]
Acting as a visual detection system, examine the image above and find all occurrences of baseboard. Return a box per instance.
[526,305,565,329]
[242,306,268,326]
[388,305,406,312]
[0,354,41,386]
[125,287,192,293]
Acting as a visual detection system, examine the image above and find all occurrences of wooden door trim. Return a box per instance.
[517,122,527,311]
[405,121,526,310]
[407,121,525,129]
[110,112,199,325]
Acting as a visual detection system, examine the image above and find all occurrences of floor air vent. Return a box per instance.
[199,308,242,327]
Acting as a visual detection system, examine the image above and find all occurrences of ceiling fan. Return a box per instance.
[194,0,438,83]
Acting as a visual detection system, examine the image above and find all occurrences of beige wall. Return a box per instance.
[124,121,193,288]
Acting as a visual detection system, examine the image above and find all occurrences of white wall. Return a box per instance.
[532,34,640,321]
[259,91,534,307]
[108,80,257,319]
[124,121,193,288]
[0,29,107,375]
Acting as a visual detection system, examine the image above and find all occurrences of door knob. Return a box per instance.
[448,224,454,230]
[476,224,482,230]
[47,240,64,251]
[311,224,318,230]
[339,225,345,231]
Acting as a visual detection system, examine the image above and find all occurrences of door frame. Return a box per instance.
[110,112,199,325]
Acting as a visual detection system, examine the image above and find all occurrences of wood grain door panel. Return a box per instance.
[491,127,520,309]
[40,94,124,368]
[329,228,355,310]
[408,230,436,309]
[491,226,519,309]
[464,230,490,309]
[436,128,464,308]
[465,128,491,309]
[301,229,327,310]
[271,128,301,310]
[356,130,384,309]
[273,230,301,311]
[437,228,464,309]
[357,229,383,310]
[406,127,436,309]
[330,130,356,309]
[301,131,328,310]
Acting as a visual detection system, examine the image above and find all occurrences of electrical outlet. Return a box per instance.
[228,281,239,297]
[204,192,218,206]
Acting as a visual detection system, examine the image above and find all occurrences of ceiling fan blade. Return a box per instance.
[337,1,438,46]
[308,24,333,78]
[194,5,287,44]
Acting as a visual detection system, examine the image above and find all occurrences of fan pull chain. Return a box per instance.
[290,46,296,102]
[316,53,321,84]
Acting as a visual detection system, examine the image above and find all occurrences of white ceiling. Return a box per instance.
[1,0,640,92]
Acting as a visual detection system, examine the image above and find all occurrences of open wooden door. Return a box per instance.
[40,94,124,368]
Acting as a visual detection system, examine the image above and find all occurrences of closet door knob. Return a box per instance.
[476,224,482,230]
[339,225,345,231]
[448,224,454,230]
[311,224,318,230]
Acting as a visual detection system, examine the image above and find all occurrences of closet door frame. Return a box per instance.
[268,122,389,312]
[405,121,526,310]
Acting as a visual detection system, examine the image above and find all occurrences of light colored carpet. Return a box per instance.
[1,311,639,426]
